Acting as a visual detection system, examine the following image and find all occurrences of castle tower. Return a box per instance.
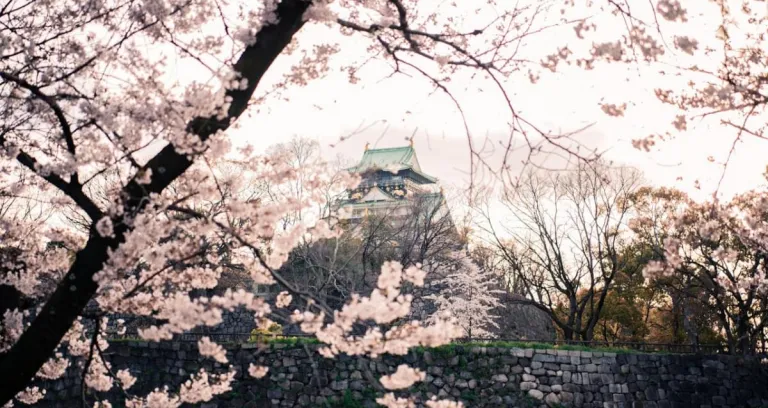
[337,144,445,222]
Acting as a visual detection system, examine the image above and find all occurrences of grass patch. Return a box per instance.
[263,336,321,346]
[412,340,640,355]
[108,335,660,354]
[457,340,640,354]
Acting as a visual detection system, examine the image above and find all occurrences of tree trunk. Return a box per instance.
[735,312,754,355]
[0,285,21,319]
[584,325,595,342]
[681,302,699,352]
[562,327,574,342]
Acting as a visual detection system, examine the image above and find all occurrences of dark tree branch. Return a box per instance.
[0,132,102,220]
[0,71,77,156]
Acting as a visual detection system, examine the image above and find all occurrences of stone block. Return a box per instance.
[492,374,509,383]
[528,389,544,400]
[545,392,561,406]
[522,373,537,382]
[520,382,538,391]
[534,354,556,363]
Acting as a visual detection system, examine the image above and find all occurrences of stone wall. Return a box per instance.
[492,294,556,341]
[207,308,257,335]
[35,342,768,408]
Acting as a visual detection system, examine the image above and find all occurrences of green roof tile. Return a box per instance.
[347,145,437,183]
[348,146,415,171]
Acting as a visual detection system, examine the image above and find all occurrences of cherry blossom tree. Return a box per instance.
[424,251,503,339]
[641,190,768,354]
[626,187,722,348]
[0,0,578,405]
[546,0,768,353]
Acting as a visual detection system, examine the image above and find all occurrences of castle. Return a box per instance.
[336,142,449,224]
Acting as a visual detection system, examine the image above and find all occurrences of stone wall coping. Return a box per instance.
[106,340,765,363]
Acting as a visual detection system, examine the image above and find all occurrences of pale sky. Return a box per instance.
[218,0,768,203]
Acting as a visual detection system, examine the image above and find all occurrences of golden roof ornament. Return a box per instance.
[364,142,370,151]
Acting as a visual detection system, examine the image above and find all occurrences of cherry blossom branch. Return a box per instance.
[0,71,76,156]
[0,132,102,220]
[713,105,758,198]
[361,357,386,392]
[722,121,767,141]
[337,6,597,187]
[0,1,311,403]
[120,250,208,300]
[80,323,100,408]
[94,341,131,400]
[48,0,196,85]
[301,343,327,389]
[166,204,335,316]
[387,0,419,52]
[0,0,132,63]
[379,47,475,184]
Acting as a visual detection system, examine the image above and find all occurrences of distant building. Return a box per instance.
[336,143,450,224]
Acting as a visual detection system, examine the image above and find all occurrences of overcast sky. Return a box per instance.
[219,0,768,203]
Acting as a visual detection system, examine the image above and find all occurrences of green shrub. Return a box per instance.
[249,322,284,342]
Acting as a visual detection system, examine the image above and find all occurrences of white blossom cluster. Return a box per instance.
[425,251,503,339]
[291,261,460,359]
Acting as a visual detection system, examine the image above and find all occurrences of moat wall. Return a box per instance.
[35,341,768,408]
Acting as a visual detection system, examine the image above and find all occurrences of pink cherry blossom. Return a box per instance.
[13,387,45,405]
[248,364,269,379]
[197,337,228,364]
[36,353,69,380]
[376,393,415,408]
[426,398,464,408]
[275,291,293,308]
[379,365,426,390]
[116,369,137,390]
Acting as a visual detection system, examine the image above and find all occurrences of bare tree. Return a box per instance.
[481,162,642,341]
[395,192,461,268]
[263,136,352,230]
